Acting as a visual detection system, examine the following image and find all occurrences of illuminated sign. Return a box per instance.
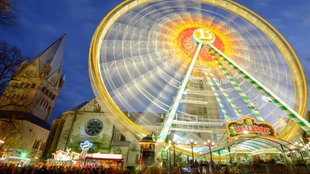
[80,140,93,150]
[80,140,93,160]
[54,150,71,161]
[193,28,216,44]
[86,153,123,159]
[227,116,277,138]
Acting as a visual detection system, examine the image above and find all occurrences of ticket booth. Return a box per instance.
[139,135,156,171]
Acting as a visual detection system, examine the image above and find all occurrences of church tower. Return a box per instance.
[0,34,66,121]
[0,34,66,159]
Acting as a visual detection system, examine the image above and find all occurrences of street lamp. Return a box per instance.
[294,141,309,161]
[168,139,179,167]
[187,139,197,162]
[204,140,215,172]
[165,145,172,173]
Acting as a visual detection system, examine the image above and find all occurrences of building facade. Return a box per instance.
[0,34,66,160]
[42,98,165,167]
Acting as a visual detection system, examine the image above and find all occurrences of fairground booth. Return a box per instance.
[197,117,310,173]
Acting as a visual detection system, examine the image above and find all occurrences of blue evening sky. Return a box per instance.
[1,0,310,123]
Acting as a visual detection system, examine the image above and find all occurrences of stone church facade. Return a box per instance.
[42,98,147,167]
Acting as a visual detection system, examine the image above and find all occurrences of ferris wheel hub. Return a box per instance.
[193,28,215,44]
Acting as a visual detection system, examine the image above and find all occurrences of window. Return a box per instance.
[32,140,40,149]
[120,135,126,141]
[40,143,46,150]
[85,119,103,136]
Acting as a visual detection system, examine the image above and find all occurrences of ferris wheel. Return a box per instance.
[89,0,308,148]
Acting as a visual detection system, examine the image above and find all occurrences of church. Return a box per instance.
[42,97,163,168]
[0,34,65,160]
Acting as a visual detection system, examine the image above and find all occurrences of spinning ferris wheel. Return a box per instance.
[89,0,308,148]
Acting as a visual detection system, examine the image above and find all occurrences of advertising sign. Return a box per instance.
[227,116,277,138]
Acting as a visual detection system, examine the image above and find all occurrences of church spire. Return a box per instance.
[38,33,66,77]
[0,33,66,122]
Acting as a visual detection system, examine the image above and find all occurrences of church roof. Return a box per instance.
[68,101,89,111]
[37,33,66,77]
[0,110,51,130]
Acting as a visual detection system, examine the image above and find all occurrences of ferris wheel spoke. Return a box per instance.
[102,61,184,98]
[209,44,310,133]
[158,42,203,142]
[111,78,170,112]
[213,58,265,122]
[205,69,243,120]
[108,58,187,112]
[203,71,232,122]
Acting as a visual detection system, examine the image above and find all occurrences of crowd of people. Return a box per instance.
[0,163,131,174]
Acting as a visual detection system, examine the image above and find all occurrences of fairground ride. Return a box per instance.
[89,0,308,155]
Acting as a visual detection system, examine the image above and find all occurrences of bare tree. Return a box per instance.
[0,0,11,13]
[0,0,26,95]
[0,1,32,157]
[0,0,16,31]
[0,41,27,95]
[0,41,29,154]
[0,119,22,154]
